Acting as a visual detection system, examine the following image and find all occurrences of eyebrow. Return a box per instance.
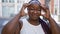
[28,8,41,11]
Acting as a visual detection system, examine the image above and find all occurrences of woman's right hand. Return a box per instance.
[19,3,30,17]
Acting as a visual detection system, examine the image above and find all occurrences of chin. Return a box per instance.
[32,18,39,20]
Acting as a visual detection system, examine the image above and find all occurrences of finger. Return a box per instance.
[41,12,46,17]
[42,15,47,18]
[27,3,31,6]
[40,4,49,12]
[41,11,49,18]
[23,3,31,7]
[41,4,48,9]
[46,10,50,15]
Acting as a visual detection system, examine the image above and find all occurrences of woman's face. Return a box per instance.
[28,3,41,20]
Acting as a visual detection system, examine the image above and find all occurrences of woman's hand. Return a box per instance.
[40,4,51,20]
[19,3,30,17]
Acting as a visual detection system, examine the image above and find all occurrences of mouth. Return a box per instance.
[32,15,38,18]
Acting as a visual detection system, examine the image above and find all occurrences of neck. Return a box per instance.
[30,18,39,22]
[28,17,40,26]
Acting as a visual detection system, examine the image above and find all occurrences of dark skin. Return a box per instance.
[2,3,60,34]
[27,3,41,26]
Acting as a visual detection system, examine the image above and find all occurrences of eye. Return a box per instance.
[38,10,41,11]
[30,9,34,10]
[37,10,41,12]
[30,9,34,11]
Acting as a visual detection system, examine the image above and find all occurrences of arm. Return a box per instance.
[41,5,60,34]
[2,3,30,34]
[14,21,22,34]
[2,13,22,34]
[48,17,60,34]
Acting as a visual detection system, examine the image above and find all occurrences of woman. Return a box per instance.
[2,0,60,34]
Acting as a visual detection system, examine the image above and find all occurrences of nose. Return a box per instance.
[34,10,37,14]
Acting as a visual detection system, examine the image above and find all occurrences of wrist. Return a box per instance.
[48,17,52,21]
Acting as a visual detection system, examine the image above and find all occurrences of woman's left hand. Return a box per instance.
[40,4,51,20]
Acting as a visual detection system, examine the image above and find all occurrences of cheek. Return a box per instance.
[28,10,32,14]
[28,11,34,17]
[38,12,41,16]
[28,11,31,15]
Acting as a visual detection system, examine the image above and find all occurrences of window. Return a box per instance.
[17,6,20,12]
[17,0,25,3]
[45,0,50,9]
[2,5,15,18]
[2,0,4,2]
[9,0,14,3]
[2,0,8,3]
[58,15,60,22]
[17,0,19,3]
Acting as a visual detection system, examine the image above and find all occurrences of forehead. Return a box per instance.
[28,3,41,10]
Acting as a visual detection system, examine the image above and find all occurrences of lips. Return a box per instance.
[32,15,38,18]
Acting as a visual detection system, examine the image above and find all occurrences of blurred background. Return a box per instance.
[0,0,60,34]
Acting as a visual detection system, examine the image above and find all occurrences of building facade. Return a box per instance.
[0,0,60,24]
